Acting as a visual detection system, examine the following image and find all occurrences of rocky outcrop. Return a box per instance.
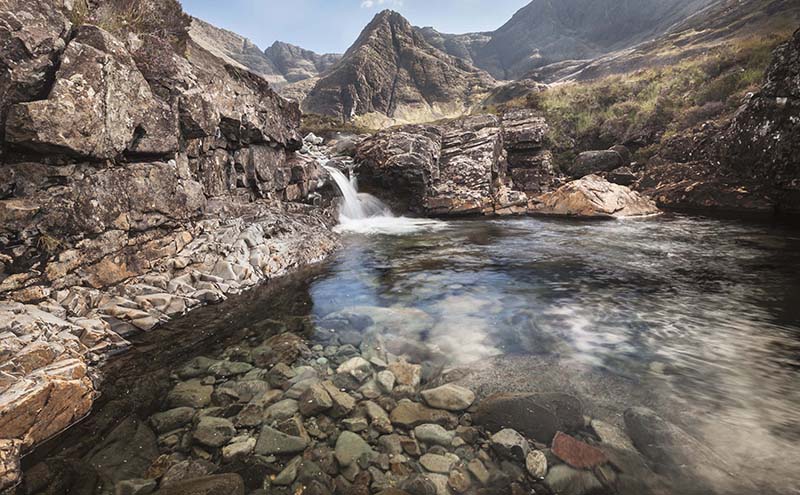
[304,10,495,127]
[637,27,800,214]
[502,109,556,195]
[716,26,800,212]
[6,25,179,159]
[0,1,339,488]
[0,0,72,147]
[355,110,554,216]
[530,175,660,218]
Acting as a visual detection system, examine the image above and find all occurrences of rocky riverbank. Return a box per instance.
[0,1,340,488]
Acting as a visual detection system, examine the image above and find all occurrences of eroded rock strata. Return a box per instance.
[354,110,653,218]
[0,1,339,487]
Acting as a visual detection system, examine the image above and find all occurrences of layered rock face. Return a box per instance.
[355,111,661,218]
[304,10,496,126]
[0,1,338,488]
[502,109,555,195]
[637,27,800,214]
[355,112,553,216]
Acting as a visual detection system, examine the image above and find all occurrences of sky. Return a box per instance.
[181,0,531,55]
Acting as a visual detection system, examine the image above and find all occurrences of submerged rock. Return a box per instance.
[254,426,308,455]
[624,407,748,492]
[420,384,475,411]
[551,431,608,469]
[193,417,236,448]
[390,400,457,429]
[419,453,459,474]
[475,392,584,443]
[152,474,245,495]
[490,429,530,461]
[525,450,548,478]
[335,431,374,467]
[414,424,456,447]
[544,465,604,495]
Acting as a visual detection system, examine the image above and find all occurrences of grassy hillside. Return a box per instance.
[480,31,792,169]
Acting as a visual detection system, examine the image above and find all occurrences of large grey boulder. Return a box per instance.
[0,0,72,138]
[567,150,625,179]
[624,407,752,493]
[6,25,178,159]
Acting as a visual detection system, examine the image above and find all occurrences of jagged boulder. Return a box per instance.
[530,175,659,218]
[355,125,443,211]
[0,0,72,141]
[717,26,800,212]
[567,150,625,179]
[6,25,179,160]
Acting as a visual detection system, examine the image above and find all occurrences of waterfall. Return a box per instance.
[323,165,392,221]
[323,164,444,234]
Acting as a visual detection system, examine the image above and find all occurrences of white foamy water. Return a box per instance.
[324,165,446,235]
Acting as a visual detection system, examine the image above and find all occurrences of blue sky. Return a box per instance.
[181,0,530,55]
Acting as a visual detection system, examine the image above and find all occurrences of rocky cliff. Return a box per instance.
[0,0,339,488]
[636,27,800,214]
[304,10,496,127]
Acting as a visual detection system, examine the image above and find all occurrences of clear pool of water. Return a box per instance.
[23,213,800,495]
[310,214,800,494]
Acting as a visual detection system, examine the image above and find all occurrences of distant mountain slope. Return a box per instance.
[416,27,491,68]
[264,41,341,84]
[528,0,800,82]
[188,18,340,88]
[419,0,718,80]
[188,17,283,85]
[303,10,496,126]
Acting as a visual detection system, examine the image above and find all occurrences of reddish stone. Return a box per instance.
[551,431,608,469]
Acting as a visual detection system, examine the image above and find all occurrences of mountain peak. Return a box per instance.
[303,8,495,125]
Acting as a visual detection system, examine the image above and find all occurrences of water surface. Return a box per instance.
[312,214,800,493]
[23,214,800,495]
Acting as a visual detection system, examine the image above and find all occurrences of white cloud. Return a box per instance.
[360,0,403,8]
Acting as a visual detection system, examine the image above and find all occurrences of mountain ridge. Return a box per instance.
[302,10,496,126]
[187,17,341,88]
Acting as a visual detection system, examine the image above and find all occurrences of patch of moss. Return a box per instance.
[301,113,376,137]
